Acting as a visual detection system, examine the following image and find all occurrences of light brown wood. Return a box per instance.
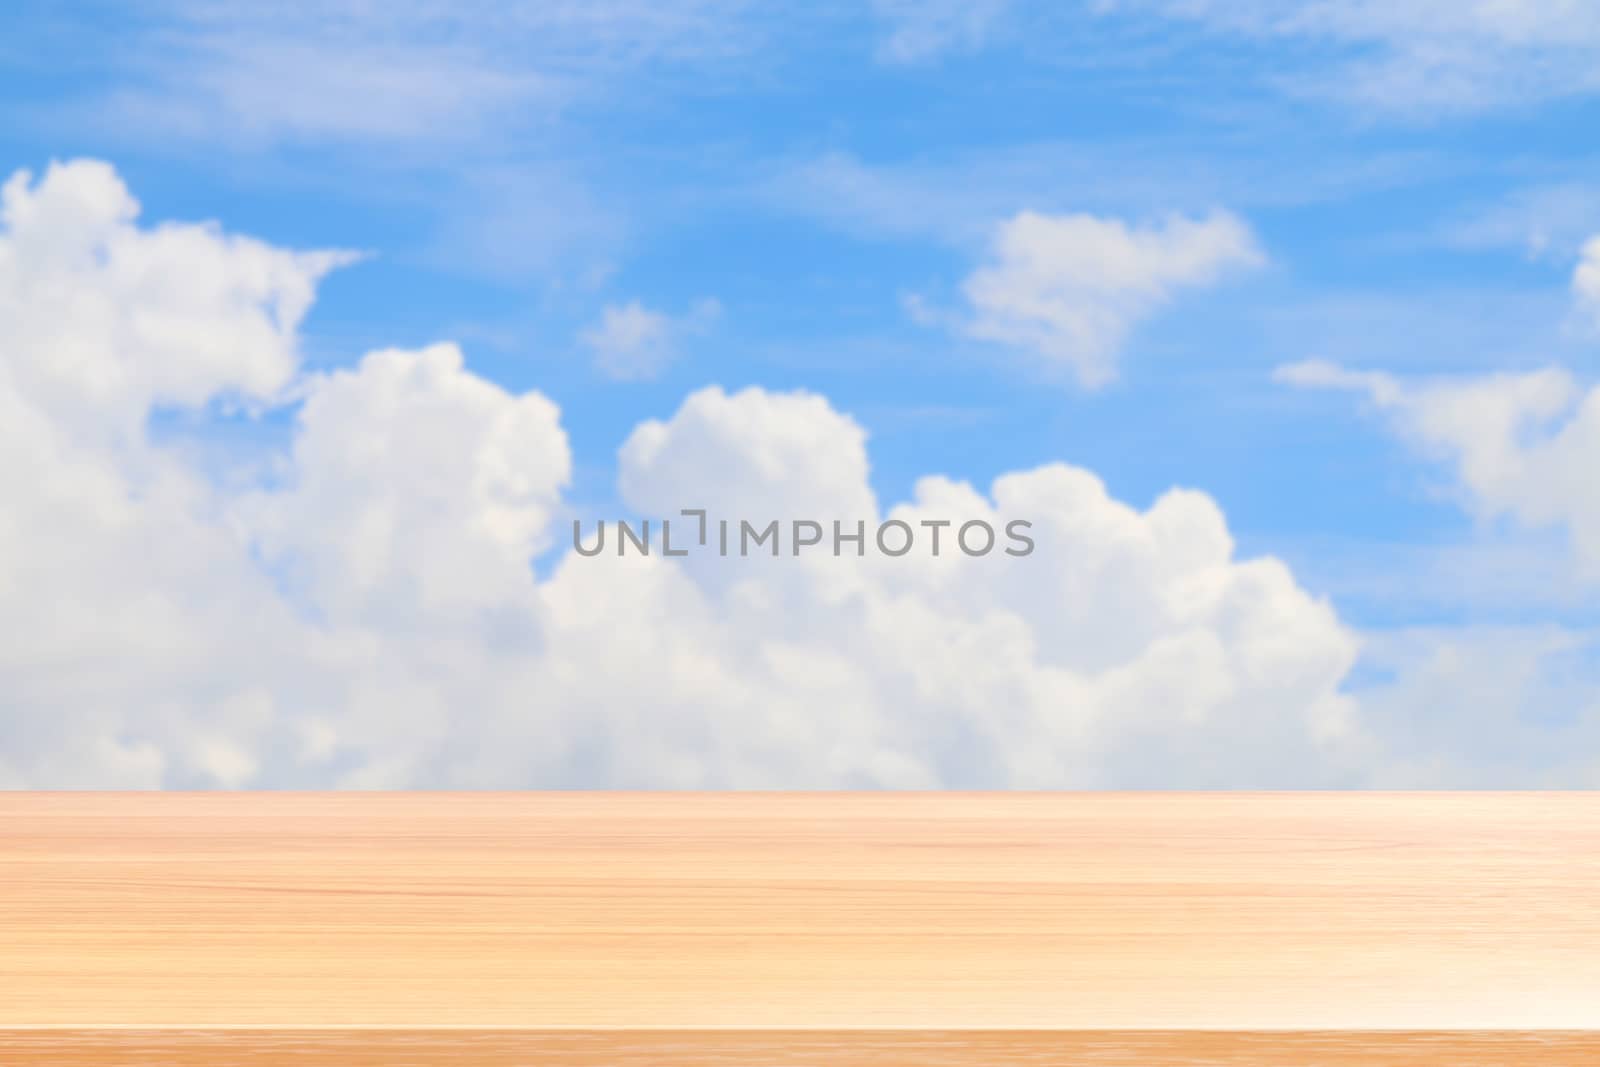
[1,793,1597,1043]
[2,1031,1599,1066]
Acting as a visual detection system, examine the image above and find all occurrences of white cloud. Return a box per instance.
[621,384,876,521]
[1273,359,1404,405]
[245,343,571,622]
[1574,236,1600,329]
[0,160,352,437]
[605,389,1365,787]
[1278,353,1600,784]
[1278,359,1600,579]
[954,209,1262,387]
[1352,625,1600,788]
[1097,0,1600,116]
[4,160,1595,789]
[0,161,353,787]
[581,298,720,381]
[0,160,1378,788]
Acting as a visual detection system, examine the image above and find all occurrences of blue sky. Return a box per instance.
[4,2,1600,787]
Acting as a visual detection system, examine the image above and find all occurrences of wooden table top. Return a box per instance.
[2,793,1597,1062]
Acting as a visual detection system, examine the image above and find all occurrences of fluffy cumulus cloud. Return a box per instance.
[1274,359,1600,785]
[247,343,571,622]
[0,159,1386,789]
[8,160,1599,788]
[580,298,720,381]
[1278,359,1600,580]
[511,386,1367,788]
[955,209,1262,387]
[0,159,350,434]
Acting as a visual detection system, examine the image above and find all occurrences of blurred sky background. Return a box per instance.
[3,2,1600,787]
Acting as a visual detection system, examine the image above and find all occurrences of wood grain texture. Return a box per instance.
[3,1031,1600,1066]
[1,793,1598,1043]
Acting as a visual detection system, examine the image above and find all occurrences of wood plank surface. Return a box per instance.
[2,1031,1599,1066]
[1,793,1598,1061]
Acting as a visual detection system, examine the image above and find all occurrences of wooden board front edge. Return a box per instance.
[2,793,1598,1063]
